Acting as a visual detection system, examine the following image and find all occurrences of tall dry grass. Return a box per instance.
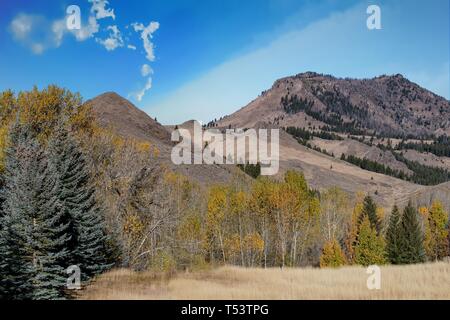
[80,262,450,300]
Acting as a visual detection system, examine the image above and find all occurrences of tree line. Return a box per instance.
[340,153,450,186]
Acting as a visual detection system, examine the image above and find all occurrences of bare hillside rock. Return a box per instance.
[218,72,450,137]
[88,93,245,185]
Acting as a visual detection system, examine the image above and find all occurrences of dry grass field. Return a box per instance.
[80,262,450,300]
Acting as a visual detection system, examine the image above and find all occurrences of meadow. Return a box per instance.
[80,262,450,300]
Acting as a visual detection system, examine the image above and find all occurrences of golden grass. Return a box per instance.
[79,262,450,300]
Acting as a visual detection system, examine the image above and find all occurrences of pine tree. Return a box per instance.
[354,216,387,266]
[397,202,426,264]
[359,195,381,234]
[48,122,112,280]
[386,205,402,264]
[0,121,70,299]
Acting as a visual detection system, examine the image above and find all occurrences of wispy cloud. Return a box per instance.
[89,0,115,20]
[10,14,60,54]
[136,77,153,102]
[96,25,124,51]
[131,22,160,62]
[141,64,153,77]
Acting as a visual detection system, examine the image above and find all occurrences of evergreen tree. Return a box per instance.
[386,205,402,264]
[48,122,112,280]
[397,202,426,264]
[0,122,70,299]
[359,195,381,234]
[354,216,387,266]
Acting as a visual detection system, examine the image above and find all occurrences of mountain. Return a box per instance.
[217,72,450,138]
[88,92,171,145]
[86,72,450,211]
[214,72,450,210]
[87,92,245,185]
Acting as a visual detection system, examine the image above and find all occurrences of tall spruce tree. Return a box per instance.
[397,202,426,264]
[48,121,112,280]
[359,195,381,234]
[386,205,402,264]
[0,121,71,299]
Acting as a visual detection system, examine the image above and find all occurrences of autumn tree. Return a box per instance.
[320,239,347,268]
[344,192,364,264]
[206,186,228,263]
[423,201,449,261]
[320,187,351,244]
[249,178,275,268]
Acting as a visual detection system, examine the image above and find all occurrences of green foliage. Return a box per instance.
[340,152,450,186]
[48,121,113,279]
[281,95,315,115]
[359,196,381,235]
[386,205,402,264]
[397,136,450,158]
[0,121,71,299]
[397,203,426,264]
[237,162,261,179]
[0,117,112,300]
[354,216,387,266]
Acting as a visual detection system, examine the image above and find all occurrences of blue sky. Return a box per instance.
[0,0,448,124]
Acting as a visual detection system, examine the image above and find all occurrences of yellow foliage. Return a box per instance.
[0,126,8,172]
[320,239,347,268]
[424,201,449,261]
[123,214,145,240]
[243,232,264,253]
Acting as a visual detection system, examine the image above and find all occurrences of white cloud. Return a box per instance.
[89,0,115,20]
[127,44,137,50]
[136,77,153,102]
[51,19,66,47]
[9,13,62,54]
[73,15,100,41]
[96,25,124,51]
[141,64,152,77]
[10,13,34,40]
[132,21,160,61]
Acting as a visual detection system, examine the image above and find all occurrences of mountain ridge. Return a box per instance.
[86,71,450,211]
